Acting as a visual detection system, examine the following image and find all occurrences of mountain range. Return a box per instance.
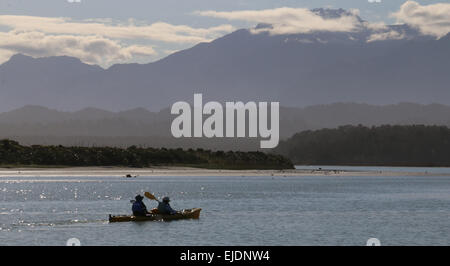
[2,102,450,150]
[0,9,449,112]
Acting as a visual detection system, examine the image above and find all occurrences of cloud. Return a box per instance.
[196,7,363,35]
[0,49,15,65]
[363,21,388,31]
[392,1,450,38]
[0,15,235,66]
[163,49,181,55]
[0,31,156,66]
[367,30,405,42]
[368,0,382,3]
[0,15,234,44]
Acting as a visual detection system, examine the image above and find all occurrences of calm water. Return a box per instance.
[1,167,450,246]
[296,165,450,175]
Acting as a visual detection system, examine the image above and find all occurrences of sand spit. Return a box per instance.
[0,166,447,177]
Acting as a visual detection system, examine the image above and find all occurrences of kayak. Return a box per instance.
[108,208,202,223]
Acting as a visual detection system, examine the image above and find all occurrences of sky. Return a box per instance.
[0,0,449,67]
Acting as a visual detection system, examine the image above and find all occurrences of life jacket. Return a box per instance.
[157,202,176,215]
[132,201,147,215]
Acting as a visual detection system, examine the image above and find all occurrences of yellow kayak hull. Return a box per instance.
[109,208,202,223]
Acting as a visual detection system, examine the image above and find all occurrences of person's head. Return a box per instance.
[135,194,144,202]
[162,196,170,203]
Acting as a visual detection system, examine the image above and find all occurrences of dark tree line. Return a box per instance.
[0,139,293,169]
[274,125,450,166]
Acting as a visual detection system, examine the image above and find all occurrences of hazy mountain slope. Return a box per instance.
[1,103,450,151]
[0,54,104,111]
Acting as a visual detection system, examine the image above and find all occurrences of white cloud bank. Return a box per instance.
[0,16,234,44]
[0,16,234,66]
[198,2,450,41]
[196,7,362,35]
[0,31,156,66]
[392,1,450,38]
[367,30,405,42]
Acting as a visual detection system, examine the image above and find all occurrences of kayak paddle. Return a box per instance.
[144,191,160,202]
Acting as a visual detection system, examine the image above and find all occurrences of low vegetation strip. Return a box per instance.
[0,139,294,170]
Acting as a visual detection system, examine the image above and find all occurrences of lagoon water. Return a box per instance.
[1,167,450,246]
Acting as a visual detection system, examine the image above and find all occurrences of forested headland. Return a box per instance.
[0,139,293,169]
[274,125,450,167]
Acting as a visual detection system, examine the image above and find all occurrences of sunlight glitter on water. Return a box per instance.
[0,171,449,245]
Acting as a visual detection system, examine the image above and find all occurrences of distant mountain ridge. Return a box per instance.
[2,102,450,150]
[0,8,449,112]
[0,105,163,124]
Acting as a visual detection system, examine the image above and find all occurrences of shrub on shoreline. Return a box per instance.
[0,139,294,170]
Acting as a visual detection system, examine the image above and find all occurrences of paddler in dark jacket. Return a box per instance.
[158,197,177,215]
[132,195,149,216]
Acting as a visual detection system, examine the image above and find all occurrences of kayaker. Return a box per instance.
[158,196,177,215]
[132,194,149,216]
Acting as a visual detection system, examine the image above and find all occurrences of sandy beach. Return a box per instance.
[0,166,447,177]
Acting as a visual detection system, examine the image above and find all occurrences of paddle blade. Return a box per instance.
[144,192,158,201]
